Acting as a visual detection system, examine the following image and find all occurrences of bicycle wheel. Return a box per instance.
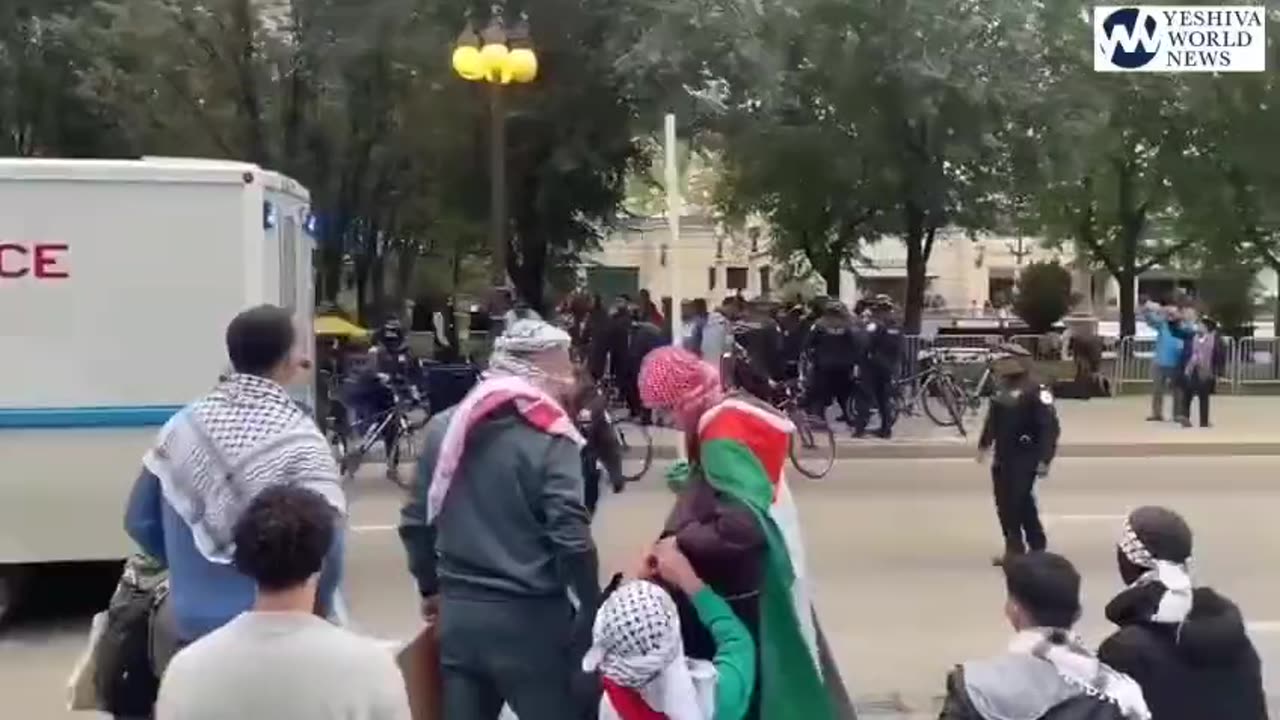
[612,418,653,482]
[387,417,416,490]
[788,410,835,480]
[921,374,966,434]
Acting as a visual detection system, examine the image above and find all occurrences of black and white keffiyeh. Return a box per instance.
[143,373,344,564]
[1008,629,1151,720]
[584,580,683,688]
[1119,518,1193,624]
[583,581,711,720]
[486,318,572,381]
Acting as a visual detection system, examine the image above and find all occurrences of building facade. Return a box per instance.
[584,216,1279,320]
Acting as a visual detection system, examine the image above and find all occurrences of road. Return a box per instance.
[3,456,1280,719]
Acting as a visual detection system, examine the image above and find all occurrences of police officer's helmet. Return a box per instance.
[378,318,405,348]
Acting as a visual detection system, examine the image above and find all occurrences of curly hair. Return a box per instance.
[232,485,337,592]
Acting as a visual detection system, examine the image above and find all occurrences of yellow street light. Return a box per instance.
[451,13,538,318]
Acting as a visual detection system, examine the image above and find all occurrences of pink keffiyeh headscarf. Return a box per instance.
[639,347,724,430]
[426,319,584,522]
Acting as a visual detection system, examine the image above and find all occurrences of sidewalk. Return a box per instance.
[642,395,1280,459]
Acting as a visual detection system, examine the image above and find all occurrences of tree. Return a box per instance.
[1173,19,1280,335]
[706,0,1038,329]
[0,0,125,156]
[1022,1,1197,337]
[1013,261,1073,333]
[715,122,878,297]
[37,0,661,320]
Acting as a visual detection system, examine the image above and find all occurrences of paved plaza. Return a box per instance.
[3,451,1280,719]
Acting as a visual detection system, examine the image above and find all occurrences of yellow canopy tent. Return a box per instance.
[314,315,369,338]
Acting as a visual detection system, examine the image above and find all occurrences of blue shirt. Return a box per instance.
[124,469,345,641]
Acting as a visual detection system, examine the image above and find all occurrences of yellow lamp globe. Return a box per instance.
[504,47,538,84]
[451,45,484,81]
[479,42,511,83]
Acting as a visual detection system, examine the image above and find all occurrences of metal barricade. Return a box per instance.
[1235,337,1280,389]
[1114,337,1157,392]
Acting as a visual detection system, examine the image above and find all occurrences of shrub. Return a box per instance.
[1013,261,1073,333]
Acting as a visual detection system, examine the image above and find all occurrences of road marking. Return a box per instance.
[351,524,397,534]
[1045,514,1125,523]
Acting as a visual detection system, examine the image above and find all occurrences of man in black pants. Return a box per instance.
[853,296,902,438]
[978,346,1060,566]
[805,303,859,422]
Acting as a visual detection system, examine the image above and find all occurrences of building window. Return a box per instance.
[759,266,772,296]
[988,277,1015,307]
[708,267,717,290]
[726,266,748,291]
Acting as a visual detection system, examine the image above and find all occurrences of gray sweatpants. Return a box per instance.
[1151,364,1184,419]
[438,594,578,720]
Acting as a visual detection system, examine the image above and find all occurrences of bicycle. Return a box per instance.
[729,342,836,479]
[892,350,969,436]
[332,374,430,489]
[607,407,653,482]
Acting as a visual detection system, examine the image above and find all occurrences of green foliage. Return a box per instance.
[1013,261,1073,333]
[1199,261,1258,334]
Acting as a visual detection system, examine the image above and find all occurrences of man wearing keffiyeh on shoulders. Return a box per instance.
[124,304,347,646]
[399,318,600,720]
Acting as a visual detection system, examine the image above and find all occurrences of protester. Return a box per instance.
[156,486,408,720]
[683,299,710,355]
[398,318,599,720]
[627,313,666,424]
[1098,507,1267,720]
[938,552,1151,720]
[977,345,1060,566]
[639,346,852,720]
[1171,317,1225,428]
[1141,301,1186,422]
[700,296,740,371]
[584,538,756,720]
[570,364,625,517]
[639,288,666,327]
[124,305,346,644]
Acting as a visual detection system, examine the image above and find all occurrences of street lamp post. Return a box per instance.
[451,13,537,333]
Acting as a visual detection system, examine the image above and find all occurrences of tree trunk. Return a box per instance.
[395,242,417,300]
[902,206,928,334]
[1117,270,1137,337]
[817,254,841,299]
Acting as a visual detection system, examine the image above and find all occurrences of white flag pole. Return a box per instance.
[664,113,687,462]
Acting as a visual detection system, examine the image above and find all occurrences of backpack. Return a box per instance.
[95,555,169,716]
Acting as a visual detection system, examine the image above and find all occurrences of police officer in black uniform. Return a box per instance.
[853,295,902,438]
[977,344,1061,566]
[803,302,859,422]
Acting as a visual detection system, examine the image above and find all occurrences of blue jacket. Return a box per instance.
[124,469,345,641]
[1144,308,1185,369]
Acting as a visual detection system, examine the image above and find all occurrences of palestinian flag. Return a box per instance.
[696,396,834,720]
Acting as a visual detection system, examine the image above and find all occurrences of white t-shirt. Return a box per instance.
[157,611,410,720]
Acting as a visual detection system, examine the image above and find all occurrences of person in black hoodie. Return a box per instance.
[1098,506,1268,720]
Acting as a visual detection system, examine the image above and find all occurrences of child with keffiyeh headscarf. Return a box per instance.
[584,538,756,720]
[1098,507,1267,720]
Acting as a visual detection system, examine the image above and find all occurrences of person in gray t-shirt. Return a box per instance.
[157,486,408,720]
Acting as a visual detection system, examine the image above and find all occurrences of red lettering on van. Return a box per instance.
[0,243,69,279]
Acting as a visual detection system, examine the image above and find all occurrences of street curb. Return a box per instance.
[646,442,1280,460]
